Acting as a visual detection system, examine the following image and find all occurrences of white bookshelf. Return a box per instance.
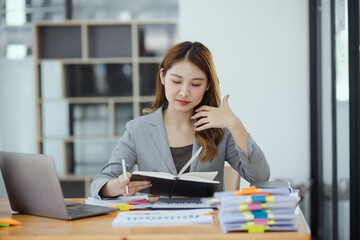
[33,20,177,197]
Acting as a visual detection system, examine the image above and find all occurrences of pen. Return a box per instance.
[177,146,203,176]
[122,158,129,195]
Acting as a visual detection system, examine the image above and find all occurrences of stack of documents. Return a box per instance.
[214,186,298,233]
[85,195,152,209]
[151,197,216,209]
[86,196,217,209]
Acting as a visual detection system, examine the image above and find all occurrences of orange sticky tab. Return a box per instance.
[236,186,262,195]
[0,219,21,226]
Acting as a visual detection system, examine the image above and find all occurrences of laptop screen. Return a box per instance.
[0,151,70,219]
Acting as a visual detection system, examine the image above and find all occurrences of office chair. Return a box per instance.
[224,166,241,191]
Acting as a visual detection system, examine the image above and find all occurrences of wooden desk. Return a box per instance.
[0,199,311,240]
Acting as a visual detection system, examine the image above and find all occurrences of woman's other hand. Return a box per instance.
[192,94,240,131]
[192,94,249,157]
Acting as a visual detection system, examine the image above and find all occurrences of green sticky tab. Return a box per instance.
[0,223,10,227]
[242,225,249,231]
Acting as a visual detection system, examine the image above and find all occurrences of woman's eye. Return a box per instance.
[192,84,201,87]
[172,80,181,84]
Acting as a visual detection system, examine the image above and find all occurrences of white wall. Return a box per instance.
[179,0,310,185]
[0,57,36,198]
[0,58,36,152]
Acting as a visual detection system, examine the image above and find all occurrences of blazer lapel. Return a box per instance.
[147,106,178,175]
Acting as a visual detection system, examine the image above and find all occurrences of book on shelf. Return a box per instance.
[130,147,220,197]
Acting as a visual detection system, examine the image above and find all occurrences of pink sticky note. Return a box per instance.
[247,203,262,210]
[124,199,148,205]
[253,219,268,225]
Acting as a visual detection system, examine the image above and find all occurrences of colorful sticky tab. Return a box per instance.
[246,221,254,227]
[236,186,260,195]
[0,218,21,226]
[268,219,275,225]
[252,211,268,219]
[252,195,266,203]
[204,210,214,216]
[239,204,247,211]
[253,219,268,225]
[242,225,269,233]
[110,204,134,211]
[247,203,262,210]
[248,225,269,233]
[124,199,148,205]
[266,195,275,203]
[116,204,134,211]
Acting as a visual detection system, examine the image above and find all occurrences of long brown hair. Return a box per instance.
[144,41,223,161]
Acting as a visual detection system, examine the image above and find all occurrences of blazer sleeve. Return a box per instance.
[225,132,270,183]
[90,121,137,199]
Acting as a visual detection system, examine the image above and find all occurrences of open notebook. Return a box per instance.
[130,147,220,197]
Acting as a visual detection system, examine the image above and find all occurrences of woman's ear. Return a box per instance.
[160,68,165,85]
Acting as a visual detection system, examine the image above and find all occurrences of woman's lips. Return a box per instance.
[177,99,190,106]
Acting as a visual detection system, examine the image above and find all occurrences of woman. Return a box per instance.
[90,41,270,198]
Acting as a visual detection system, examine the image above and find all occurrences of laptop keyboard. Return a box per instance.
[66,202,95,217]
[64,201,116,219]
[67,208,93,216]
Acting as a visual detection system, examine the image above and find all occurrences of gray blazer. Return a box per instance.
[90,105,270,198]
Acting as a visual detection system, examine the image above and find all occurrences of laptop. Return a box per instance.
[0,151,117,220]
